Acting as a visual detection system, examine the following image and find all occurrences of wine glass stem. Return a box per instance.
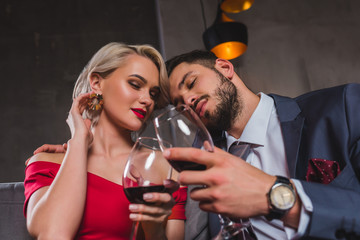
[129,221,140,240]
[217,214,249,239]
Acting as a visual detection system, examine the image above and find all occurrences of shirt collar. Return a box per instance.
[226,93,274,150]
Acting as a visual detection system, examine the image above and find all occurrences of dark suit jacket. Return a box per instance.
[184,83,360,239]
[271,83,360,239]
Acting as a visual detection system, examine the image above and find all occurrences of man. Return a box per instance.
[160,50,360,239]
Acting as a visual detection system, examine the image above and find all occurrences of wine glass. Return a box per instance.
[153,104,254,240]
[123,137,173,240]
[153,104,213,172]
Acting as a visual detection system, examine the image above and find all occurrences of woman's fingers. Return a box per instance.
[70,92,92,115]
[129,203,169,215]
[129,205,171,222]
[67,92,94,139]
[128,192,174,222]
[143,192,174,206]
[84,119,92,129]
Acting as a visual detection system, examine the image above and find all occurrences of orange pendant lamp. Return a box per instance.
[203,22,247,60]
[221,0,254,13]
[202,5,248,60]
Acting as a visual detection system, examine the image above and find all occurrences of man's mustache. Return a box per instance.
[192,94,210,113]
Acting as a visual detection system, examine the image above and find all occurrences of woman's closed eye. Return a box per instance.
[129,80,141,89]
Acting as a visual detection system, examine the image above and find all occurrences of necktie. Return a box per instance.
[228,141,251,160]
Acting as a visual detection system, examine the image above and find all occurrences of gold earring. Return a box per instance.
[87,93,104,111]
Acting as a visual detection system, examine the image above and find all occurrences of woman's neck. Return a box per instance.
[89,119,135,159]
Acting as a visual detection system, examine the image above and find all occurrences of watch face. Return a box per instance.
[270,184,295,210]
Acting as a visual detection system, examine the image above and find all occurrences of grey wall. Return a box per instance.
[0,0,160,182]
[159,0,360,96]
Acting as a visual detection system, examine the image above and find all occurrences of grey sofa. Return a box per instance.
[0,182,33,239]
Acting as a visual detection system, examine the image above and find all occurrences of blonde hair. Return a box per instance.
[73,42,168,126]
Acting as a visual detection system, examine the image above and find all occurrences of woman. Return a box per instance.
[24,42,186,239]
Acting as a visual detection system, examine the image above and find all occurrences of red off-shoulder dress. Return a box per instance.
[24,161,187,240]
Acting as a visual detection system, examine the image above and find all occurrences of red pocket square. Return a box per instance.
[306,158,341,184]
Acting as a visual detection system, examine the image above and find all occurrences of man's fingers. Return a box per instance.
[33,144,66,154]
[198,201,219,215]
[179,170,210,186]
[163,147,215,166]
[189,185,215,202]
[25,157,31,166]
[33,144,49,154]
[189,187,230,215]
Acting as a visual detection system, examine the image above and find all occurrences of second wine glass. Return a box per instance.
[122,137,173,240]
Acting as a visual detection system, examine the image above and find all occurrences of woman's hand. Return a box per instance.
[129,192,175,222]
[66,92,93,145]
[129,184,177,239]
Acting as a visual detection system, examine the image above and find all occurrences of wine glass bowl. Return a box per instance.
[153,104,214,172]
[123,137,173,204]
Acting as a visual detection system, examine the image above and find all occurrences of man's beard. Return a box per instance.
[203,70,241,132]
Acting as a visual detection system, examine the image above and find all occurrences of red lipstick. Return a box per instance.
[131,108,146,119]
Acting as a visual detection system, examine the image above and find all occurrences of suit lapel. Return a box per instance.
[269,94,305,178]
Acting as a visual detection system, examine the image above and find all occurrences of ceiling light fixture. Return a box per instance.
[202,2,248,60]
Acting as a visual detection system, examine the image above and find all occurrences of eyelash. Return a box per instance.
[129,81,141,89]
[188,78,196,89]
[129,80,159,100]
[150,91,159,99]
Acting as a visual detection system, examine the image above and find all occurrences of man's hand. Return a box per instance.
[163,146,276,219]
[33,143,68,155]
[25,143,68,166]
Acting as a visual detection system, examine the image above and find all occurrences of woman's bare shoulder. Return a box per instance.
[27,152,65,166]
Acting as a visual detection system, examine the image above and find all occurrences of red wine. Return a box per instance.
[169,160,206,172]
[124,185,169,204]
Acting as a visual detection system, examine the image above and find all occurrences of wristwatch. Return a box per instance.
[266,175,296,221]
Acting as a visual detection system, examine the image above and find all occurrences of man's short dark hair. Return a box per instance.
[159,50,217,106]
[166,50,218,77]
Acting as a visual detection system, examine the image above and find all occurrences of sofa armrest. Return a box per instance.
[0,182,33,239]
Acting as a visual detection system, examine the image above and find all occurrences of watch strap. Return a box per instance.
[266,175,294,221]
[275,175,291,185]
[266,208,285,221]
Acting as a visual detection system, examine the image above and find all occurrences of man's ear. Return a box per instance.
[89,73,102,93]
[214,58,235,80]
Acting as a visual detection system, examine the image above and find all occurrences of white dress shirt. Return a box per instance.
[225,93,313,239]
